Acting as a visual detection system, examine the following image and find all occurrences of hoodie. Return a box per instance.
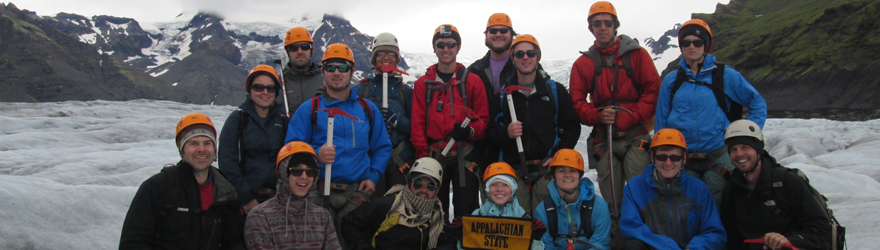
[534,178,611,250]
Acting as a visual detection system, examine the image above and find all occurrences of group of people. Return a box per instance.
[118,1,836,250]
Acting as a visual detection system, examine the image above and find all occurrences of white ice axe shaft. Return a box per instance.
[382,72,389,108]
[441,117,471,156]
[324,116,335,196]
[273,59,290,116]
[506,94,524,154]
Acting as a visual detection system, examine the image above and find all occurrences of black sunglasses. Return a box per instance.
[324,65,351,73]
[654,154,684,162]
[286,43,312,51]
[376,51,397,58]
[251,84,277,93]
[591,20,614,28]
[289,168,318,178]
[679,39,705,48]
[412,179,438,191]
[435,41,458,49]
[487,27,510,35]
[514,50,538,59]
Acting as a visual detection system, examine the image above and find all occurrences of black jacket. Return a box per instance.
[489,70,581,164]
[279,62,323,112]
[466,51,517,168]
[341,194,456,250]
[119,162,245,250]
[218,99,287,205]
[720,154,831,250]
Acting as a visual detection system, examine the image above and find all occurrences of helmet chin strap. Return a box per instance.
[739,153,761,175]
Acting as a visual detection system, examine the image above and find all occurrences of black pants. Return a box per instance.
[373,161,409,198]
[434,152,480,219]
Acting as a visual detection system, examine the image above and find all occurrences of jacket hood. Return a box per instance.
[643,163,685,196]
[284,61,322,79]
[274,160,318,212]
[677,53,719,76]
[547,178,597,207]
[616,35,642,55]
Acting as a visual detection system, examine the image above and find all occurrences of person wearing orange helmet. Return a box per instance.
[120,113,245,249]
[619,128,725,250]
[568,2,661,248]
[411,24,490,219]
[219,65,288,214]
[284,43,393,249]
[533,149,611,250]
[488,34,581,215]
[279,27,324,111]
[244,141,342,250]
[654,19,767,208]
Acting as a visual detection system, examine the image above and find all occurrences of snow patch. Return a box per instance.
[150,68,170,77]
[78,33,98,44]
[171,82,178,86]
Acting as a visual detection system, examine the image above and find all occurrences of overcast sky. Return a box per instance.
[19,0,729,60]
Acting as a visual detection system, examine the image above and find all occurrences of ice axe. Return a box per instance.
[441,104,479,187]
[318,108,359,196]
[500,85,532,177]
[273,59,290,117]
[597,105,632,219]
[373,65,409,108]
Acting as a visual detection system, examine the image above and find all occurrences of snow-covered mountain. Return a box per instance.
[0,100,877,248]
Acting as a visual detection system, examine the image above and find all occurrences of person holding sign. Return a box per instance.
[534,149,611,249]
[619,129,725,250]
[449,162,546,250]
[341,157,457,250]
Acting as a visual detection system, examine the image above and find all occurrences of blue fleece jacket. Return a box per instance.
[620,164,726,250]
[534,178,611,250]
[284,88,392,185]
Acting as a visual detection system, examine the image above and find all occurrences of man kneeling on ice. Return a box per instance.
[341,157,457,250]
[119,113,244,250]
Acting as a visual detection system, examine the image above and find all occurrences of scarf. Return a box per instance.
[388,185,444,248]
[594,36,621,57]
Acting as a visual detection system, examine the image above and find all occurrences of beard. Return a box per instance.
[486,39,512,54]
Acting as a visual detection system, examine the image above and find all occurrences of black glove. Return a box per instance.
[449,122,471,141]
[531,219,547,240]
[380,108,398,129]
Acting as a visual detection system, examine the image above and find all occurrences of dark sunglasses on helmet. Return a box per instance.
[324,64,351,73]
[591,20,614,28]
[679,39,705,48]
[251,84,277,93]
[435,41,458,49]
[654,154,684,162]
[487,27,510,35]
[412,179,438,191]
[286,43,312,51]
[289,168,319,178]
[514,50,538,59]
[376,51,397,58]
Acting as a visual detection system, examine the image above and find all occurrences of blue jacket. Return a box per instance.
[218,100,286,205]
[351,75,414,162]
[655,54,767,153]
[534,178,611,250]
[620,164,726,250]
[284,88,393,185]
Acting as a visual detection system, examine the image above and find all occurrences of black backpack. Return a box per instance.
[543,196,595,241]
[670,63,744,122]
[771,166,846,250]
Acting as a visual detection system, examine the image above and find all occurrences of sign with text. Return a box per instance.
[461,215,532,250]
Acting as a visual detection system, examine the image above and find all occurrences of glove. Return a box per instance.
[531,219,547,240]
[449,122,471,141]
[449,217,463,240]
[380,108,398,129]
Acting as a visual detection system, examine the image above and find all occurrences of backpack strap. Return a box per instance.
[236,110,249,175]
[544,196,595,240]
[357,97,374,144]
[670,63,743,122]
[621,52,641,94]
[544,196,559,239]
[310,96,321,130]
[546,79,561,158]
[579,198,595,239]
[457,66,469,109]
[582,49,641,106]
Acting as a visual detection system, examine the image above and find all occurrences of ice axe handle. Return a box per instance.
[323,116,335,196]
[441,117,470,156]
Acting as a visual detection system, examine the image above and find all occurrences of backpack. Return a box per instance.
[423,66,469,137]
[670,63,744,122]
[771,166,846,250]
[582,49,641,106]
[543,196,595,241]
[358,76,409,113]
[495,78,562,159]
[236,109,289,174]
[309,96,374,143]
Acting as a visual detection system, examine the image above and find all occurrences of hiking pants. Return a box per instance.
[685,146,734,208]
[591,133,652,250]
[314,183,371,250]
[432,146,480,219]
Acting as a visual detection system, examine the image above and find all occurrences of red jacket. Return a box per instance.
[569,35,660,142]
[411,63,489,158]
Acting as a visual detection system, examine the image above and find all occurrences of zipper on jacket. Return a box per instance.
[665,182,677,242]
[205,218,221,250]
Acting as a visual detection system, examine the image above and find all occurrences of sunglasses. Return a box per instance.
[286,43,312,51]
[324,65,351,73]
[435,41,458,49]
[679,39,705,48]
[251,84,277,93]
[412,179,438,191]
[487,27,510,35]
[514,50,538,59]
[591,20,614,28]
[654,154,684,162]
[289,168,318,178]
[376,51,397,58]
